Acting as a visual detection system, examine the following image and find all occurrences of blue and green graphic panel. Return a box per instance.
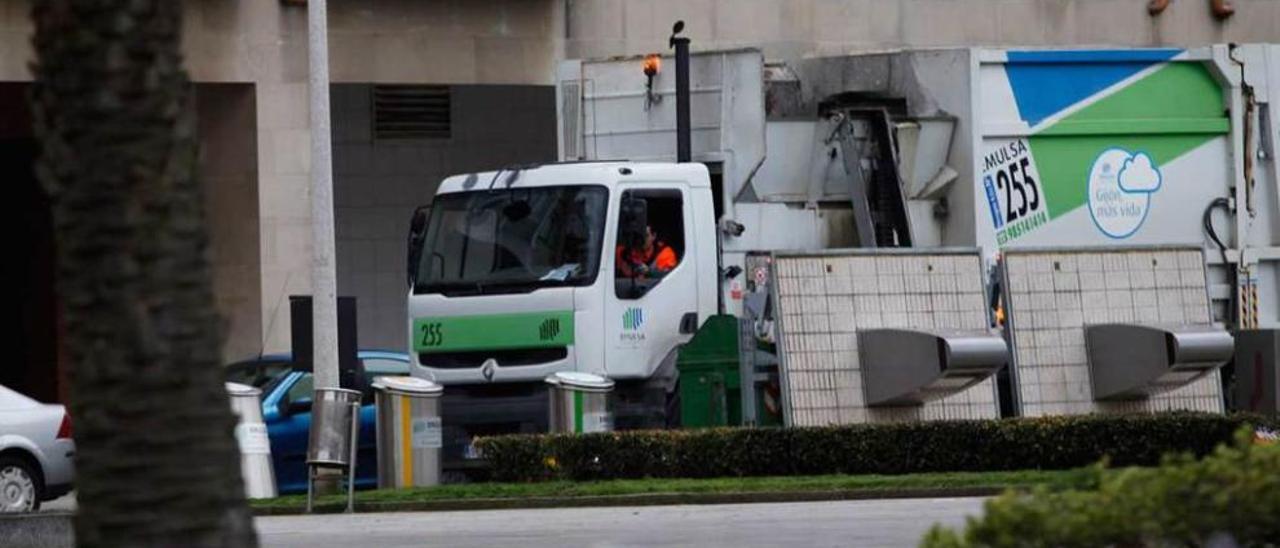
[1004,49,1183,127]
[983,51,1228,245]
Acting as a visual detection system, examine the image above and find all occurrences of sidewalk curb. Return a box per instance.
[252,486,1004,516]
[0,512,74,548]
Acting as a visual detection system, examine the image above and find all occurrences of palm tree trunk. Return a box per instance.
[29,1,257,546]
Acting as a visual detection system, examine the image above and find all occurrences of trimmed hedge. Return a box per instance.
[921,429,1280,547]
[475,413,1279,482]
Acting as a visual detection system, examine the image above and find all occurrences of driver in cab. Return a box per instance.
[616,225,677,279]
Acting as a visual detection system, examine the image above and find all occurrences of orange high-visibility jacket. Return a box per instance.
[616,242,677,278]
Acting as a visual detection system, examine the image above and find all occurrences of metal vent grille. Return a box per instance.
[373,85,450,140]
[560,80,581,160]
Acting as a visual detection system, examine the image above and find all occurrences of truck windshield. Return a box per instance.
[413,185,608,295]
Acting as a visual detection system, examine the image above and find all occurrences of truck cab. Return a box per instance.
[406,162,718,450]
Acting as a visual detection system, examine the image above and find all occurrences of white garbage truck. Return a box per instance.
[407,44,1280,461]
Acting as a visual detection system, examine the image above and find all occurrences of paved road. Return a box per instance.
[40,493,75,513]
[255,497,985,548]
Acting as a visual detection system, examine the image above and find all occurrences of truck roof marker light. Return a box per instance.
[643,54,661,77]
[643,54,662,110]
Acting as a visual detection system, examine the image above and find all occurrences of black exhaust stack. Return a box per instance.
[669,21,690,163]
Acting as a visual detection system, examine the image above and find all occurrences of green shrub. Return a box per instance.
[921,428,1280,547]
[473,413,1277,482]
[474,434,552,482]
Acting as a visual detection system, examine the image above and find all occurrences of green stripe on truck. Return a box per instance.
[413,310,575,353]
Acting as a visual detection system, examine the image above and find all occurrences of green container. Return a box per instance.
[678,315,741,428]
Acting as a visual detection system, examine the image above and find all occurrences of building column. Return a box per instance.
[256,81,315,353]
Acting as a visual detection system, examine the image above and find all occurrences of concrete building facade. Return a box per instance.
[4,0,1279,402]
[564,0,1280,60]
[4,1,564,403]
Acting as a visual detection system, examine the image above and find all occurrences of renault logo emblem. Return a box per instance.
[480,358,497,382]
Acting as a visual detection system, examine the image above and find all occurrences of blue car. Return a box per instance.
[226,350,411,494]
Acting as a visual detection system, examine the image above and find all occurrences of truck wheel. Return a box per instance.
[664,381,682,429]
[0,456,42,513]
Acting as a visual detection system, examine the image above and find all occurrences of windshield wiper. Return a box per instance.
[414,280,485,296]
[416,277,576,296]
[474,278,574,295]
[476,279,554,294]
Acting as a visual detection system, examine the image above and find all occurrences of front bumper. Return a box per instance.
[439,382,550,462]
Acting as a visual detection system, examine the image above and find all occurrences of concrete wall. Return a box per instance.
[187,0,561,354]
[195,85,262,361]
[1,0,562,356]
[3,81,263,387]
[0,2,29,81]
[179,0,562,85]
[4,1,562,89]
[332,84,558,351]
[566,0,1280,61]
[325,0,561,84]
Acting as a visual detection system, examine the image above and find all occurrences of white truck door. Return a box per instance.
[604,183,700,380]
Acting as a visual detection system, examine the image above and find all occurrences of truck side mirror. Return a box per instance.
[406,205,430,286]
[619,195,649,250]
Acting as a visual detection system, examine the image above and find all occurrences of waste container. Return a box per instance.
[224,382,276,499]
[306,387,361,512]
[373,376,444,488]
[545,372,615,433]
[677,315,742,428]
[307,388,362,466]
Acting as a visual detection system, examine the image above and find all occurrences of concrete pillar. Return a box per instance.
[256,81,315,354]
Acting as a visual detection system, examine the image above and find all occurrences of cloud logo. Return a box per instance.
[1087,148,1161,239]
[1117,152,1162,193]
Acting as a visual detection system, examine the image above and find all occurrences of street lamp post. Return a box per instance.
[307,0,339,390]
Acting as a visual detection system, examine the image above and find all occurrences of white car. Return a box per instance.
[0,384,74,512]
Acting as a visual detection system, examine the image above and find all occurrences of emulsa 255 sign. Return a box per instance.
[982,138,1048,245]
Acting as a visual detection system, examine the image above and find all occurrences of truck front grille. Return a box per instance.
[419,347,568,369]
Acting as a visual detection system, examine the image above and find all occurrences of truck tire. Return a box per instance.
[664,380,682,429]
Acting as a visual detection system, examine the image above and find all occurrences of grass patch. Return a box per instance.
[251,468,1097,510]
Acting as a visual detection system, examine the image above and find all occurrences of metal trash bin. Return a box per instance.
[306,387,362,512]
[545,372,615,433]
[373,376,444,488]
[225,382,276,499]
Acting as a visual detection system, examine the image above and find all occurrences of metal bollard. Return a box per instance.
[225,382,277,499]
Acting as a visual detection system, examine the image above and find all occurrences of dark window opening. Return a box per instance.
[709,167,724,221]
[615,189,685,300]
